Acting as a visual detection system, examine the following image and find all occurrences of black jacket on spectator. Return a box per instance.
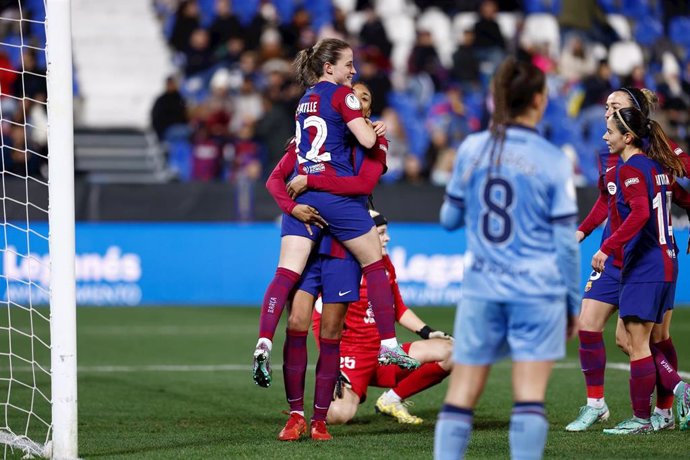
[451,45,480,84]
[473,18,505,49]
[151,90,188,140]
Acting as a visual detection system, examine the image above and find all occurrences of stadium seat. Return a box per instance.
[598,0,621,14]
[233,0,260,26]
[621,0,658,22]
[344,10,368,36]
[633,16,663,47]
[496,12,520,41]
[304,0,334,31]
[606,14,631,41]
[332,0,356,14]
[197,0,216,27]
[451,12,478,38]
[272,0,296,25]
[417,7,454,66]
[523,0,561,14]
[375,0,407,18]
[522,13,560,58]
[383,14,416,46]
[669,16,690,50]
[608,41,644,76]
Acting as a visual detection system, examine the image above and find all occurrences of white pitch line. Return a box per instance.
[66,361,690,378]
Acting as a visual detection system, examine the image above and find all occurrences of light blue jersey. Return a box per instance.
[444,125,579,303]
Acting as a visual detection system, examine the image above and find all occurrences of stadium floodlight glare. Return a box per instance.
[0,0,77,458]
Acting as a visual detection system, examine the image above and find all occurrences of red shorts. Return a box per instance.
[340,342,413,403]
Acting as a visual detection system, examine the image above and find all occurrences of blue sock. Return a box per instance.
[509,402,548,460]
[434,404,473,460]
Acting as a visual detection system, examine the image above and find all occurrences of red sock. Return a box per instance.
[578,330,606,399]
[630,356,656,420]
[393,362,449,400]
[313,337,340,422]
[651,341,682,397]
[283,329,308,413]
[653,338,678,410]
[258,268,300,340]
[362,260,396,341]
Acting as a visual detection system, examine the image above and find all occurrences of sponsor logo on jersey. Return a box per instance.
[379,144,388,152]
[345,93,361,110]
[675,147,683,156]
[655,174,670,185]
[624,177,640,187]
[605,166,616,173]
[303,163,326,174]
[607,182,617,195]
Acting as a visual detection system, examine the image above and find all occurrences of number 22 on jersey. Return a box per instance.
[295,116,331,164]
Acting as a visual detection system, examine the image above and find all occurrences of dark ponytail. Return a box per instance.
[612,107,685,178]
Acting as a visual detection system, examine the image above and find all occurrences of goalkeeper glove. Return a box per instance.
[416,325,453,341]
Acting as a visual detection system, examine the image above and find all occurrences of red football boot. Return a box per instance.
[278,413,307,441]
[310,420,332,441]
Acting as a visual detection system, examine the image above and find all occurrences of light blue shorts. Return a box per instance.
[453,297,567,365]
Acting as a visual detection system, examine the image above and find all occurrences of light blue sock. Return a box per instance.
[434,404,473,460]
[509,402,548,460]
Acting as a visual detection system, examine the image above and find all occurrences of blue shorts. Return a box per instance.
[280,213,321,241]
[582,267,620,305]
[619,282,675,323]
[296,255,361,303]
[296,191,372,241]
[453,297,567,365]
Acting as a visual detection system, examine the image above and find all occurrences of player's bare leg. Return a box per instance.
[327,386,359,425]
[566,299,616,431]
[343,228,419,370]
[254,236,314,388]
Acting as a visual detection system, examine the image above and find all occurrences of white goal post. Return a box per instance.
[0,0,77,458]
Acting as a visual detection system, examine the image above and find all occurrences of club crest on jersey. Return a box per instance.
[345,93,361,110]
[303,163,326,174]
[624,177,640,187]
[607,182,617,195]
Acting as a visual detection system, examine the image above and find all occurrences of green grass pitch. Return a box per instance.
[6,306,690,459]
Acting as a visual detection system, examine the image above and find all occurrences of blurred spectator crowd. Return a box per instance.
[150,0,690,187]
[0,0,50,180]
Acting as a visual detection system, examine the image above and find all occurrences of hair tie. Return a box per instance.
[614,109,638,139]
[620,87,641,111]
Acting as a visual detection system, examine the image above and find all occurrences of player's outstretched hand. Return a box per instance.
[371,120,386,137]
[291,204,326,235]
[287,175,308,199]
[591,249,608,273]
[417,325,453,342]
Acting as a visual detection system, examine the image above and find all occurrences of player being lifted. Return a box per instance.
[264,82,390,441]
[252,39,418,386]
[434,57,580,460]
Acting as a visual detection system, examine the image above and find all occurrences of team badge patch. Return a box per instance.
[607,182,617,195]
[345,93,361,110]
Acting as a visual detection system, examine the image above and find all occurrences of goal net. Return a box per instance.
[0,0,76,458]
